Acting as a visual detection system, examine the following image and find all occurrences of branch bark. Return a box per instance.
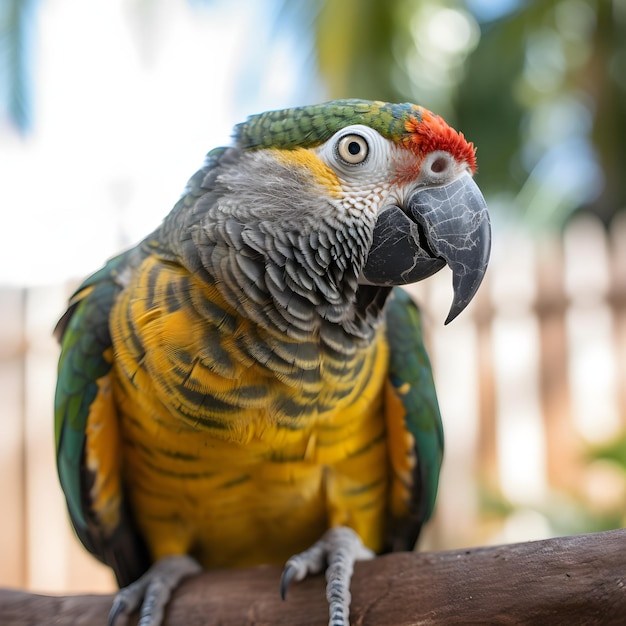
[1,529,624,625]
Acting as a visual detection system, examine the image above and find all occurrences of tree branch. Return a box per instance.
[1,529,624,625]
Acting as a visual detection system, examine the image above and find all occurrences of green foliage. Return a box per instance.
[311,0,480,118]
[314,0,401,103]
[459,0,626,227]
[306,0,626,227]
[479,484,625,541]
[589,429,626,471]
[456,13,527,196]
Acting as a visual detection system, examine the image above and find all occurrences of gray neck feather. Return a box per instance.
[154,148,390,345]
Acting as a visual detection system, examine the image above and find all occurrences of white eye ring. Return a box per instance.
[336,134,369,165]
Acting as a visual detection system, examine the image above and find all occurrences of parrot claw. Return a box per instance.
[280,526,374,626]
[107,555,202,626]
[279,563,298,600]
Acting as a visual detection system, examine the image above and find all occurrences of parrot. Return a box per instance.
[54,99,490,626]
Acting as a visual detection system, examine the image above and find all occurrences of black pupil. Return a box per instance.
[431,157,447,173]
[348,141,361,155]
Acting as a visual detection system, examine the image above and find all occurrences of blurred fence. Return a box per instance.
[1,213,625,594]
[414,212,626,551]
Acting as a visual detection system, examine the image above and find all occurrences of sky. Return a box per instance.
[466,0,525,22]
[0,0,317,286]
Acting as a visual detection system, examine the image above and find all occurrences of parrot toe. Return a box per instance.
[281,526,374,626]
[108,555,202,626]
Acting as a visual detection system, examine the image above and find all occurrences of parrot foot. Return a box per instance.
[280,526,374,626]
[107,555,202,626]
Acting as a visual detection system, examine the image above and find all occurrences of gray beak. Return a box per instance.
[361,173,491,324]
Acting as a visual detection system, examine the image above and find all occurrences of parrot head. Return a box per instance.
[176,99,490,328]
[231,99,490,325]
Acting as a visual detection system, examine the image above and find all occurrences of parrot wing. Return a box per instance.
[53,146,230,588]
[54,252,150,587]
[384,287,444,551]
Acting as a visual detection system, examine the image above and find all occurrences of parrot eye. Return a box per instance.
[336,134,369,165]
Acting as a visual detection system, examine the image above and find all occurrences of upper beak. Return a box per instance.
[361,173,491,324]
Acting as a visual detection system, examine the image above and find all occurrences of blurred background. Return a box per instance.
[1,0,625,594]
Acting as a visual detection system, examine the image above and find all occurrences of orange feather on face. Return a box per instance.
[404,110,477,172]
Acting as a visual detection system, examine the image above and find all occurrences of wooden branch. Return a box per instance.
[1,529,624,625]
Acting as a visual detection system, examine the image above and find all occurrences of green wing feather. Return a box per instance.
[54,252,150,586]
[385,287,444,549]
[55,290,110,528]
[55,255,121,523]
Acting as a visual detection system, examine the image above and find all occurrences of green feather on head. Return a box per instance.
[234,99,425,150]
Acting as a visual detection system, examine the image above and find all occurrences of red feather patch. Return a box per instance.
[404,110,477,172]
